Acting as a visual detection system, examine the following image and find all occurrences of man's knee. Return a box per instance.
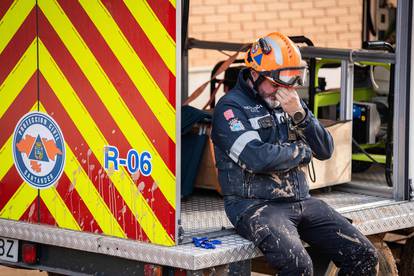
[261,236,313,276]
[360,244,379,272]
[339,241,379,275]
[269,250,313,276]
[355,241,379,268]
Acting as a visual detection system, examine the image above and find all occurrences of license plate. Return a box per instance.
[0,237,18,262]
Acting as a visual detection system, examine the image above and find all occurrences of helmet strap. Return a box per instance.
[248,71,266,95]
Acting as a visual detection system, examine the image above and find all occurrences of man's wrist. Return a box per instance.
[290,108,306,124]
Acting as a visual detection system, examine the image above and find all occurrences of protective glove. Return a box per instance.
[295,141,312,165]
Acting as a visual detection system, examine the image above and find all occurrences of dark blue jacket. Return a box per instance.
[211,69,334,225]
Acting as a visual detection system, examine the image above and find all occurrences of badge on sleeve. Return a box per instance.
[229,118,245,131]
[223,109,235,120]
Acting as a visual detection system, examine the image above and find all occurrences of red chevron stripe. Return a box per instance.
[0,74,37,147]
[39,9,176,174]
[38,198,57,226]
[0,8,36,84]
[40,173,103,234]
[0,167,24,212]
[40,75,153,240]
[0,0,14,20]
[99,0,176,103]
[145,0,176,41]
[19,198,39,224]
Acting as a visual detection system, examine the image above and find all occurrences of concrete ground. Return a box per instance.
[0,266,46,275]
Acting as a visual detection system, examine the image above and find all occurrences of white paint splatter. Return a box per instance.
[250,205,267,220]
[151,182,158,192]
[121,205,127,214]
[138,182,145,192]
[131,171,140,181]
[28,204,36,219]
[336,231,361,244]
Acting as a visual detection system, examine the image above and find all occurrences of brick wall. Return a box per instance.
[188,0,363,68]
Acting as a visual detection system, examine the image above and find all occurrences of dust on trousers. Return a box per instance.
[236,197,379,276]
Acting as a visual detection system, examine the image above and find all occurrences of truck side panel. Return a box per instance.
[0,0,177,246]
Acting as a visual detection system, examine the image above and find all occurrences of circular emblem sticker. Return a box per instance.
[12,112,65,189]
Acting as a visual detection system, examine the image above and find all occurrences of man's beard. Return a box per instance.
[263,97,280,109]
[259,91,280,109]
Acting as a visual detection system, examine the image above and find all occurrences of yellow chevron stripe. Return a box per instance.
[0,39,37,119]
[0,136,13,181]
[168,0,176,9]
[38,46,174,245]
[0,0,35,54]
[0,183,37,220]
[39,1,176,208]
[119,0,175,75]
[40,187,81,231]
[40,0,176,143]
[38,103,126,238]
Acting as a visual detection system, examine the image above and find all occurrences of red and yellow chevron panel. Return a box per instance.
[0,0,177,246]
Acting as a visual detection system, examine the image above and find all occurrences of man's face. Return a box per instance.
[257,76,283,109]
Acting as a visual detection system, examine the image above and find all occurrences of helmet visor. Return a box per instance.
[263,67,307,87]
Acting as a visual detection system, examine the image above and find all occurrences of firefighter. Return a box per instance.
[211,32,378,275]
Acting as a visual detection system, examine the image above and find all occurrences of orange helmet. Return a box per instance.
[245,32,307,87]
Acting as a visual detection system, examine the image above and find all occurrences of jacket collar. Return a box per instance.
[235,68,281,112]
[235,68,258,100]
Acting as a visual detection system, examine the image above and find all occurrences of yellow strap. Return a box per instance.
[0,40,37,119]
[40,0,176,143]
[0,0,35,54]
[38,48,174,245]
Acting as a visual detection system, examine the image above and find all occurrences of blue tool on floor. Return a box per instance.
[192,237,222,249]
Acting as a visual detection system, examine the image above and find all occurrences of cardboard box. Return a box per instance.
[307,120,352,189]
[194,132,222,194]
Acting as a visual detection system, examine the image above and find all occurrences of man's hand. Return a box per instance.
[275,87,304,117]
[295,141,312,165]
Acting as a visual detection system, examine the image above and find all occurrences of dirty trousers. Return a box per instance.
[236,197,378,276]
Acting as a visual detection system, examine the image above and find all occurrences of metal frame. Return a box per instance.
[300,47,395,63]
[181,1,189,102]
[410,0,414,199]
[175,0,182,245]
[340,60,354,120]
[394,0,412,201]
[0,220,261,271]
